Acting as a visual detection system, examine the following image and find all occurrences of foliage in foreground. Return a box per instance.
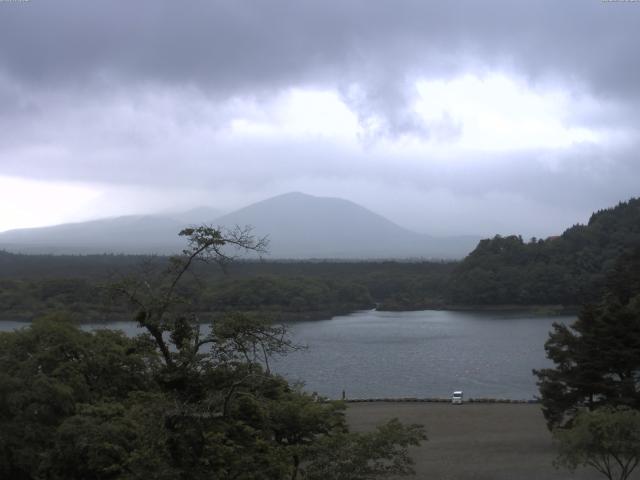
[554,407,640,480]
[534,246,640,479]
[0,315,426,480]
[0,225,426,479]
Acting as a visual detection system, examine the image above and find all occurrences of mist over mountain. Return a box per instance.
[215,192,477,259]
[0,215,186,254]
[170,207,222,225]
[0,193,478,258]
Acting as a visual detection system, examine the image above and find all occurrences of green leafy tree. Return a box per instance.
[554,407,640,480]
[0,315,159,480]
[303,419,426,480]
[110,225,427,479]
[534,248,640,429]
[1,225,427,480]
[450,198,640,306]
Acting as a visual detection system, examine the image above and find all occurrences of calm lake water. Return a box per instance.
[1,310,572,400]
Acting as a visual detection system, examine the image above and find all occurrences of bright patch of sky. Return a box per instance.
[0,176,102,232]
[413,74,602,151]
[222,72,606,155]
[228,89,359,141]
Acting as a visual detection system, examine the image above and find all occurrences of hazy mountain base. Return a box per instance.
[1,198,638,320]
[0,192,479,259]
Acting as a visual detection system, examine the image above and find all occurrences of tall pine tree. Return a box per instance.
[535,247,640,429]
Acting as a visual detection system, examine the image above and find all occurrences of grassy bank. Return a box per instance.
[346,402,602,480]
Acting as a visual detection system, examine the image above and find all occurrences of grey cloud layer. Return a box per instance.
[0,0,639,236]
[2,1,639,97]
[2,0,640,139]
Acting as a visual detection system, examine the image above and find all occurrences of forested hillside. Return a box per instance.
[0,253,454,321]
[448,198,640,306]
[1,198,639,319]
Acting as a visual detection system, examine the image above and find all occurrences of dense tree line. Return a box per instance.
[0,278,107,321]
[204,276,373,315]
[0,276,376,322]
[449,198,640,306]
[0,255,454,321]
[535,246,640,480]
[1,198,639,319]
[535,247,640,429]
[0,251,454,283]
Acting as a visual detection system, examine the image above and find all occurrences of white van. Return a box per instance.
[452,391,463,404]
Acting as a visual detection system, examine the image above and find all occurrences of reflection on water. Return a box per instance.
[0,309,572,400]
[273,309,571,400]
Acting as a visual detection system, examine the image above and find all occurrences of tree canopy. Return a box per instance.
[535,247,640,429]
[450,198,640,306]
[554,407,640,480]
[0,225,426,480]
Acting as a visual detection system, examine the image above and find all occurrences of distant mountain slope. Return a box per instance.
[448,197,640,305]
[214,192,477,259]
[169,207,221,225]
[0,215,187,254]
[0,193,478,258]
[0,206,223,254]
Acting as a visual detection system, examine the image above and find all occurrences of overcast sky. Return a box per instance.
[0,0,639,237]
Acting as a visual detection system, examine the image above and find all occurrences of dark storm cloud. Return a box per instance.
[1,1,639,107]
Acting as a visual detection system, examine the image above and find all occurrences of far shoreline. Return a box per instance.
[0,304,579,324]
[376,303,579,315]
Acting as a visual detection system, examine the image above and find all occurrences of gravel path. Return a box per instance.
[346,402,612,480]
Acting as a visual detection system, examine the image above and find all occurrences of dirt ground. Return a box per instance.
[346,402,612,480]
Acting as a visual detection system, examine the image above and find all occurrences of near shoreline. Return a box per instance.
[347,402,600,480]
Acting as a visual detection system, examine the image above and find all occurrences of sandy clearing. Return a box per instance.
[346,402,612,480]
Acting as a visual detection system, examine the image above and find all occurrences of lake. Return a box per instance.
[0,309,572,400]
